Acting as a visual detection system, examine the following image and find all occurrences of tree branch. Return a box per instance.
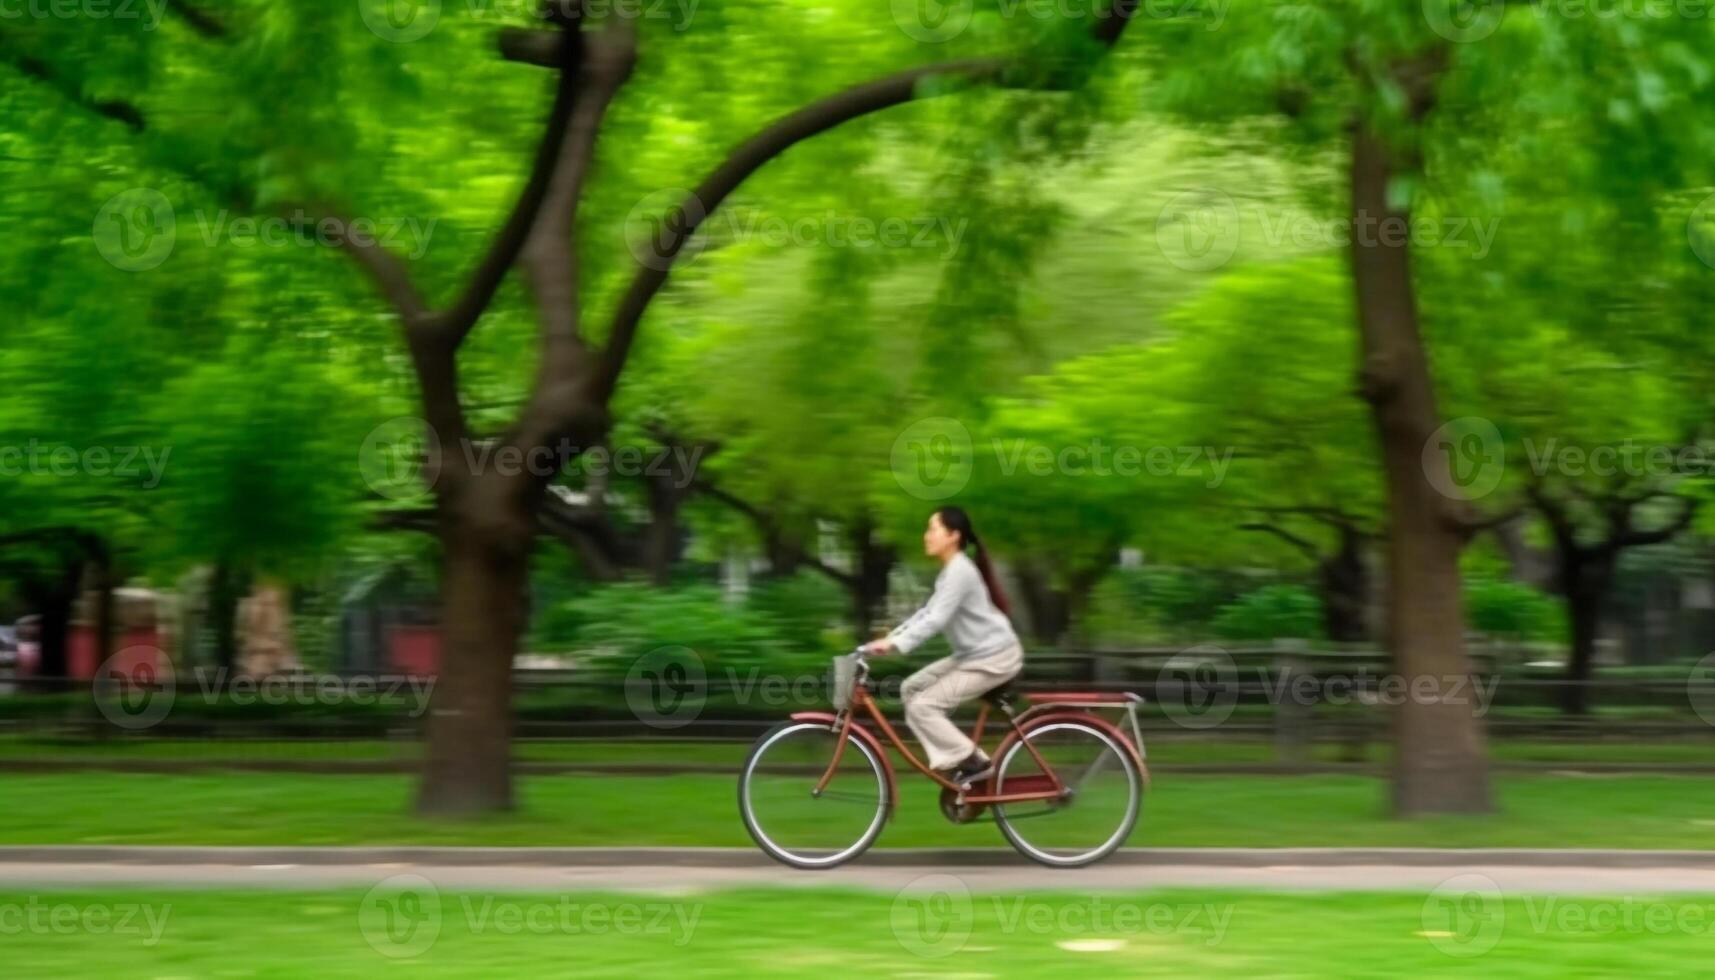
[1252,504,1376,536]
[287,201,430,322]
[0,44,145,131]
[1238,522,1322,561]
[694,480,857,587]
[439,20,588,347]
[591,0,1141,404]
[511,22,637,451]
[1614,495,1698,548]
[166,1,229,39]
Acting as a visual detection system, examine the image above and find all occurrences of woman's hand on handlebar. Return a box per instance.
[860,638,895,657]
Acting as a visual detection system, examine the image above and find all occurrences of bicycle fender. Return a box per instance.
[998,711,1150,790]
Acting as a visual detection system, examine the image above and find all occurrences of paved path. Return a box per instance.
[0,848,1711,893]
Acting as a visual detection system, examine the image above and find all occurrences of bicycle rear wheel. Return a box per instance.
[738,720,889,869]
[992,720,1141,867]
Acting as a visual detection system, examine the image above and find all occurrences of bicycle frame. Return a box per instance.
[804,663,1083,807]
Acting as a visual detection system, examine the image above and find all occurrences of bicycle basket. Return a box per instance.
[830,652,861,711]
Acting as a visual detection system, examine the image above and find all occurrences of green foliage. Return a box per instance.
[742,572,849,655]
[1082,567,1247,643]
[558,581,816,679]
[149,338,368,580]
[1465,578,1568,645]
[6,0,1715,673]
[1211,584,1324,642]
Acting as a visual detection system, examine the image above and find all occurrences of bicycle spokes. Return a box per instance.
[739,721,889,868]
[993,721,1141,866]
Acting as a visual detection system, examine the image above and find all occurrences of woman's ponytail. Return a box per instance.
[935,506,1012,617]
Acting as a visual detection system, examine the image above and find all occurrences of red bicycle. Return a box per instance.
[738,649,1148,869]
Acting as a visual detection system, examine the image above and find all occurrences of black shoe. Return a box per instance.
[950,753,994,786]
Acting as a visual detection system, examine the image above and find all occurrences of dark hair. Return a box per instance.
[934,506,1011,617]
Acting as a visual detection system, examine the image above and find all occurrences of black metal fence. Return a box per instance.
[2,644,1712,773]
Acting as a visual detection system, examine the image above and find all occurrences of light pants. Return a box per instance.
[901,642,1024,770]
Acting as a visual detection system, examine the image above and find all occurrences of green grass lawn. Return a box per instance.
[5,770,1715,849]
[4,886,1713,978]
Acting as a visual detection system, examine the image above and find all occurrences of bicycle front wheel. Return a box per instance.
[993,720,1142,868]
[738,720,889,869]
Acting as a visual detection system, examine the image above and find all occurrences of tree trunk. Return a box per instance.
[83,537,117,667]
[207,561,248,671]
[849,523,895,640]
[760,526,804,578]
[1061,561,1113,650]
[415,474,537,817]
[29,563,78,678]
[1013,560,1070,646]
[1319,528,1370,643]
[640,483,681,586]
[1560,557,1612,716]
[1350,120,1492,816]
[640,440,700,585]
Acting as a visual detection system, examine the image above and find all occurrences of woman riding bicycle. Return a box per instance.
[862,506,1022,786]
